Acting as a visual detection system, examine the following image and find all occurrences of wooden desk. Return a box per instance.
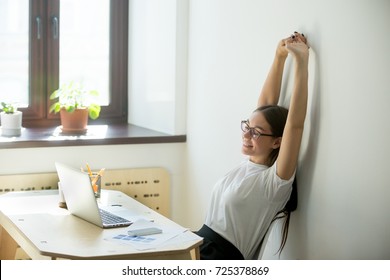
[0,190,202,260]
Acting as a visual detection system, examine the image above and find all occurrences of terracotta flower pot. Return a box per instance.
[60,108,88,134]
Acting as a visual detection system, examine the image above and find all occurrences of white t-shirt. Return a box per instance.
[204,159,294,259]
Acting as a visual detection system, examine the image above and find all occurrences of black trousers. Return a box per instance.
[194,224,244,260]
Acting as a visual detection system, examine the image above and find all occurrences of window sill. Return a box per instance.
[0,124,186,149]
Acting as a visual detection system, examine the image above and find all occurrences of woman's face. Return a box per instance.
[241,111,280,165]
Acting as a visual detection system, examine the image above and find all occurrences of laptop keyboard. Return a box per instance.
[99,208,132,226]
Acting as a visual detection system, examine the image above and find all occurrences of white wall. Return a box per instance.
[128,0,188,135]
[185,0,390,259]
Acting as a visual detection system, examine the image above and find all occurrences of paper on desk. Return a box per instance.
[107,219,188,251]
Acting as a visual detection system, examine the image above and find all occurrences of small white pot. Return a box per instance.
[1,111,23,137]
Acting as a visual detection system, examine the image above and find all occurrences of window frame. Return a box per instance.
[21,0,128,128]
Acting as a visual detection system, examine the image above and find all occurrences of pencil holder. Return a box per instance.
[89,172,102,198]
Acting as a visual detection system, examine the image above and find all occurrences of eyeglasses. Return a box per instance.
[241,120,275,140]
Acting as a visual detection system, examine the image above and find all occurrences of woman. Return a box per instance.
[195,32,309,260]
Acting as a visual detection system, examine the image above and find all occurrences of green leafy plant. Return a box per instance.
[49,82,101,120]
[1,102,17,114]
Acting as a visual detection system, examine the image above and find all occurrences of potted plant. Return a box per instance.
[49,82,101,134]
[0,102,23,137]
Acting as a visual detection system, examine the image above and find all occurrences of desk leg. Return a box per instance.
[0,226,19,260]
[191,247,200,260]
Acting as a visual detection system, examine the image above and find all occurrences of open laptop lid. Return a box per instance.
[55,162,104,228]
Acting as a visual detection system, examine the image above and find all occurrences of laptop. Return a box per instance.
[55,162,133,228]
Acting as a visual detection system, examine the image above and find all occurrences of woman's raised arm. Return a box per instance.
[257,37,289,107]
[276,35,310,180]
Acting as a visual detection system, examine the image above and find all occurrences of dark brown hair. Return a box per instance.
[254,105,298,255]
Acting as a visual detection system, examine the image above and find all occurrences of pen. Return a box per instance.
[86,163,98,192]
[91,168,105,184]
[86,163,93,177]
[97,167,105,178]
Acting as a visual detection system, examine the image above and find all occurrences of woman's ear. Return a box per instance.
[272,137,282,149]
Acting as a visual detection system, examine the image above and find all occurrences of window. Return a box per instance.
[0,0,128,128]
